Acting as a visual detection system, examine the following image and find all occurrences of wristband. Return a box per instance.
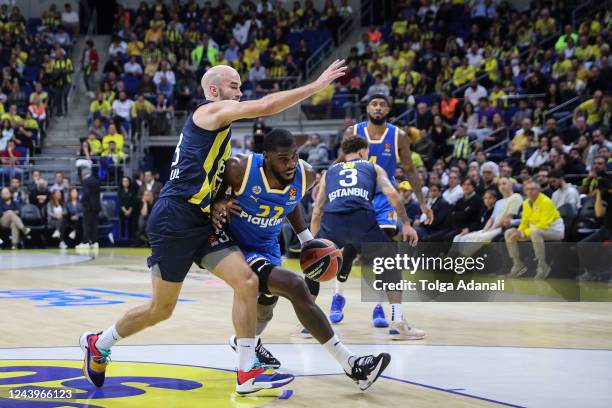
[297,229,314,244]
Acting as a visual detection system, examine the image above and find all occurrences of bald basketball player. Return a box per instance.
[79,61,347,395]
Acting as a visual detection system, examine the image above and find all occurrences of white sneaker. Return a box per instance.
[69,230,77,240]
[108,233,114,245]
[75,243,90,249]
[389,320,426,340]
[91,242,99,249]
[507,263,528,278]
[535,264,551,280]
[59,241,68,249]
[52,229,61,239]
[290,324,313,339]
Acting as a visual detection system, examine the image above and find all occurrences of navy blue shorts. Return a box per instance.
[146,197,238,282]
[317,209,390,248]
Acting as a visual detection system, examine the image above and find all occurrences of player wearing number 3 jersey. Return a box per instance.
[79,61,347,395]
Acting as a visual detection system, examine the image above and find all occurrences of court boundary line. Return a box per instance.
[1,344,610,352]
[0,357,524,407]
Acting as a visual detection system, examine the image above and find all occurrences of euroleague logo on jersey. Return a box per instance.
[289,187,297,201]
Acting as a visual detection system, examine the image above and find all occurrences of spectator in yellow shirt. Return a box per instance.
[504,179,564,279]
[90,93,111,120]
[535,9,556,38]
[453,58,475,87]
[573,90,605,126]
[82,132,102,160]
[102,123,125,152]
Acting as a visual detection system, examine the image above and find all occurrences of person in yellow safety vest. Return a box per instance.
[50,53,74,116]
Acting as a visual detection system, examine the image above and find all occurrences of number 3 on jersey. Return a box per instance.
[339,168,358,187]
[169,133,184,180]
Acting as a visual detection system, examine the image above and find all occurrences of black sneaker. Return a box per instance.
[345,353,391,391]
[229,336,281,369]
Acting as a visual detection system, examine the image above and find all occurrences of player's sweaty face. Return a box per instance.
[367,100,389,120]
[219,78,242,101]
[270,147,299,184]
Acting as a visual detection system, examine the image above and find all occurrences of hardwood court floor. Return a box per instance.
[0,249,611,407]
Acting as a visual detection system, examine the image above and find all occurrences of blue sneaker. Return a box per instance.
[372,304,389,328]
[236,360,294,395]
[330,293,346,324]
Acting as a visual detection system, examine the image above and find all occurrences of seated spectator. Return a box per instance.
[585,128,611,170]
[0,119,13,151]
[89,92,111,121]
[28,95,47,126]
[46,189,67,249]
[152,93,173,135]
[464,79,488,106]
[478,162,499,195]
[111,91,134,129]
[124,55,143,76]
[0,187,30,250]
[442,170,463,205]
[131,94,155,132]
[430,114,452,158]
[29,177,49,212]
[415,102,433,131]
[457,102,478,133]
[398,181,422,221]
[0,140,23,183]
[13,122,35,155]
[580,155,607,195]
[88,118,105,139]
[414,182,451,240]
[108,36,127,57]
[573,90,605,128]
[7,82,26,108]
[61,3,79,36]
[452,177,524,256]
[526,136,550,170]
[102,123,124,153]
[66,187,82,242]
[29,83,49,106]
[508,119,538,159]
[153,60,175,91]
[453,58,475,88]
[297,134,330,169]
[9,177,28,205]
[362,75,390,101]
[138,190,155,243]
[101,141,125,183]
[549,170,580,213]
[138,170,163,200]
[449,125,471,164]
[505,178,564,279]
[427,177,484,241]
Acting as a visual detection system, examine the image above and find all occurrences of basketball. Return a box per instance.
[300,239,343,282]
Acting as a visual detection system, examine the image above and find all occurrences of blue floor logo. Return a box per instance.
[0,289,194,307]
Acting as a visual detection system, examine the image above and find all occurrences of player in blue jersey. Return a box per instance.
[328,94,433,331]
[311,136,427,340]
[212,129,391,391]
[79,61,347,395]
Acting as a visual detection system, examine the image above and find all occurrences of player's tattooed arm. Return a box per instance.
[211,156,245,229]
[375,164,418,246]
[397,129,433,225]
[310,172,328,236]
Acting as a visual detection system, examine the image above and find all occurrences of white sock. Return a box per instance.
[237,338,257,371]
[95,324,122,350]
[323,334,355,373]
[335,279,345,295]
[391,303,403,322]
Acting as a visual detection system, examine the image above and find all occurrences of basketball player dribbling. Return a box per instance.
[326,94,433,339]
[79,60,347,395]
[212,129,391,390]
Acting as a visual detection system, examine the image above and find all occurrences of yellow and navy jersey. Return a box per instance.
[228,153,306,254]
[354,121,399,185]
[160,100,232,213]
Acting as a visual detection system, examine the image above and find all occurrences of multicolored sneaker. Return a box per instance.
[345,353,391,391]
[79,331,111,387]
[329,293,346,324]
[235,360,294,395]
[372,304,389,328]
[389,321,426,340]
[229,336,281,369]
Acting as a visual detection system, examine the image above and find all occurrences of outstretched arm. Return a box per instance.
[397,129,433,225]
[196,60,347,129]
[376,164,418,246]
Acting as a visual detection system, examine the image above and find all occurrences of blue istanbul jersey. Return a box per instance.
[323,159,377,214]
[354,121,399,184]
[160,100,232,214]
[229,154,307,263]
